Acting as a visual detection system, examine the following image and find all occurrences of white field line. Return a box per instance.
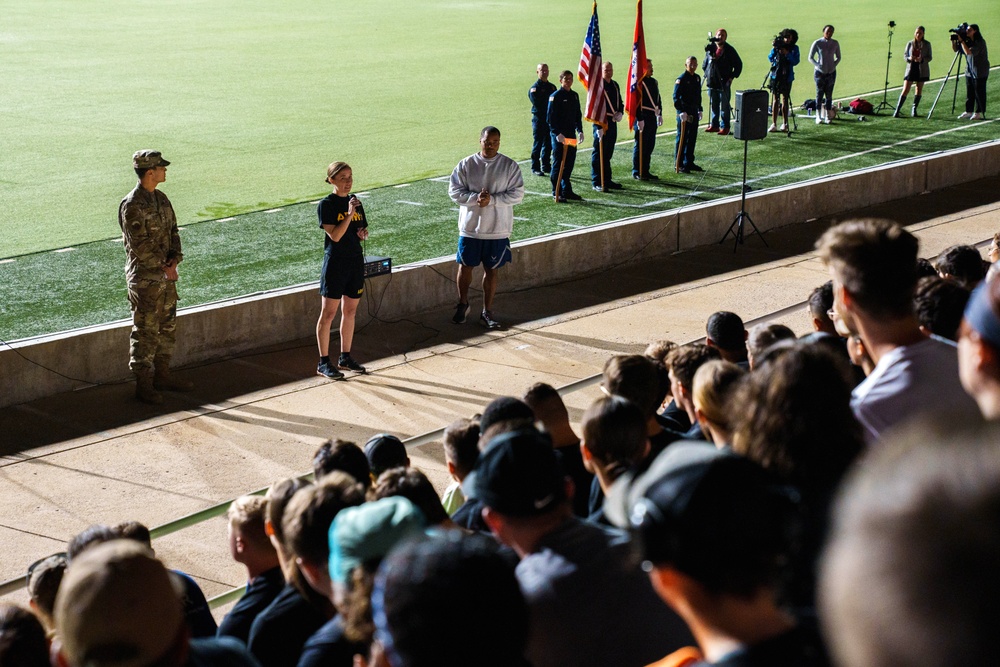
[0,259,15,264]
[54,248,74,253]
[263,208,283,213]
[558,222,583,228]
[397,201,425,206]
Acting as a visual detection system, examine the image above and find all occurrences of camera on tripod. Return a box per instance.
[705,33,721,52]
[950,22,970,44]
[771,34,786,50]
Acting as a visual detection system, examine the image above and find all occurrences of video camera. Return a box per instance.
[950,22,970,44]
[772,34,786,50]
[705,33,720,53]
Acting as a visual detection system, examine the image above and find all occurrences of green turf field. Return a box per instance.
[1,2,997,341]
[2,0,995,256]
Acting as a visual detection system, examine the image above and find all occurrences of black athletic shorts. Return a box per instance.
[320,254,364,299]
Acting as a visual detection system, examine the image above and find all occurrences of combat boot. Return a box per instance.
[911,95,922,117]
[892,94,907,118]
[153,367,194,392]
[135,372,164,405]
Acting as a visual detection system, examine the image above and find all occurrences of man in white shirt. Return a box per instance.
[448,126,524,330]
[816,219,980,443]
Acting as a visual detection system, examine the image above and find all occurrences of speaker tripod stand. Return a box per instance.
[719,139,767,253]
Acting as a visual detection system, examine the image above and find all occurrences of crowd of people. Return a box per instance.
[8,217,1000,666]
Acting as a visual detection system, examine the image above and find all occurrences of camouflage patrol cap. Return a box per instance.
[132,150,170,169]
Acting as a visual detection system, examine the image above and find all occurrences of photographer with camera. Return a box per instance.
[953,23,989,120]
[767,28,800,133]
[702,28,742,135]
[894,26,932,118]
[808,25,841,125]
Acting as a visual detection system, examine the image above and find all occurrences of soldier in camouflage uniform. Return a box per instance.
[118,150,194,404]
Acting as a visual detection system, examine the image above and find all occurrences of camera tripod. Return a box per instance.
[761,65,798,134]
[927,49,965,118]
[875,21,896,114]
[719,138,768,253]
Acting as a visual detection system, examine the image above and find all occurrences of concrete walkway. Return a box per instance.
[3,175,998,613]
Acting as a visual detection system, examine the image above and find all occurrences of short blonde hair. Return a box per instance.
[692,360,746,428]
[227,495,270,550]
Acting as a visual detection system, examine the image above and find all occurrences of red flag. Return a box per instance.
[578,3,606,128]
[625,0,649,131]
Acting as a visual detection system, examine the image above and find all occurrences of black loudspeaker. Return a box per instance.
[733,89,769,141]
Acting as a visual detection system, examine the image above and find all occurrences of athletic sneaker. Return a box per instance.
[453,302,469,324]
[779,123,788,132]
[768,123,778,132]
[972,112,984,120]
[823,117,831,125]
[317,361,345,380]
[481,310,502,330]
[958,111,973,119]
[718,127,730,136]
[337,354,367,373]
[815,113,823,125]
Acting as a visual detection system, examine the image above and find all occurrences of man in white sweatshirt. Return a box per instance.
[449,126,525,329]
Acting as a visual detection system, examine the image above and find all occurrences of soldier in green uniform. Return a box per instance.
[118,150,194,404]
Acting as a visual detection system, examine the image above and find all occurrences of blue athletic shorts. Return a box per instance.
[457,237,512,269]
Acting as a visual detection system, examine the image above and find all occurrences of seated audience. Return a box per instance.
[580,395,649,524]
[821,421,1000,666]
[26,552,66,635]
[958,278,1000,419]
[816,218,979,443]
[0,603,49,667]
[807,281,838,335]
[363,434,409,481]
[217,495,284,644]
[644,339,691,434]
[705,311,749,366]
[373,467,454,527]
[371,531,530,667]
[281,473,367,667]
[627,443,829,666]
[248,478,328,667]
[115,520,218,638]
[328,497,426,661]
[665,344,722,441]
[476,428,694,667]
[54,540,258,667]
[935,243,986,289]
[523,382,594,517]
[439,417,479,515]
[914,275,970,341]
[453,397,534,533]
[691,360,746,446]
[731,341,863,609]
[313,440,371,487]
[746,323,796,369]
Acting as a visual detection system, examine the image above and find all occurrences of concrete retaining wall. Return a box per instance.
[3,141,998,408]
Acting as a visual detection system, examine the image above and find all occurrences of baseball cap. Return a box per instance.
[618,443,798,591]
[132,150,170,169]
[364,434,408,477]
[329,496,425,584]
[54,539,184,667]
[473,428,565,517]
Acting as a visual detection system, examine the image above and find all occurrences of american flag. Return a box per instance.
[625,0,649,130]
[578,3,606,128]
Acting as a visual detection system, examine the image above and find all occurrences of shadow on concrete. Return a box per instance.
[3,176,997,455]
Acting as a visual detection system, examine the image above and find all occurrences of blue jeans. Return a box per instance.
[708,84,732,129]
[815,71,836,112]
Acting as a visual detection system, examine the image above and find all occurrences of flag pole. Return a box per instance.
[675,119,685,173]
[638,128,643,178]
[599,134,605,191]
[554,142,569,201]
